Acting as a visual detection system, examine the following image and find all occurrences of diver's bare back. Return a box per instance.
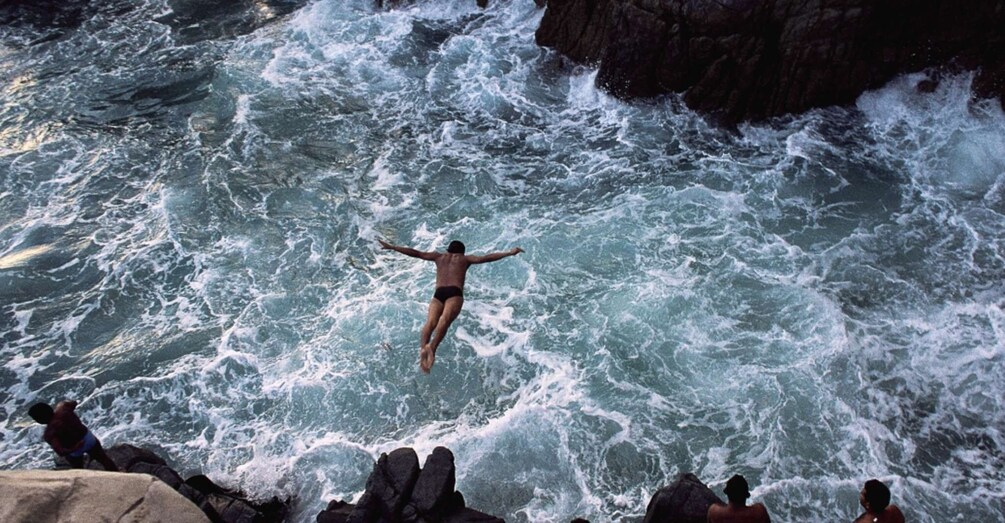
[434,253,470,288]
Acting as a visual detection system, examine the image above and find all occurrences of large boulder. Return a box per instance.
[0,469,211,523]
[536,0,1005,123]
[62,444,288,523]
[642,473,723,523]
[184,473,291,523]
[348,447,421,523]
[410,446,459,517]
[318,447,502,523]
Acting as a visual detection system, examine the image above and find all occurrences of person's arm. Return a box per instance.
[378,239,438,261]
[466,247,523,264]
[44,432,69,455]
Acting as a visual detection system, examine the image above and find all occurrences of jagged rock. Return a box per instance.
[642,473,723,523]
[130,461,218,518]
[0,469,211,523]
[185,473,290,523]
[536,0,1005,122]
[441,508,504,523]
[322,448,502,523]
[131,461,186,488]
[317,500,354,523]
[187,474,229,495]
[974,61,1005,105]
[411,446,458,517]
[348,447,421,523]
[205,493,263,523]
[82,443,167,471]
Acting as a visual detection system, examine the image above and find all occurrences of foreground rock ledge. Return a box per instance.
[536,0,1005,123]
[0,469,211,523]
[46,444,287,523]
[2,444,728,522]
[317,446,504,523]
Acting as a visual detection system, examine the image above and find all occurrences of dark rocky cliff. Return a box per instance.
[536,0,1005,123]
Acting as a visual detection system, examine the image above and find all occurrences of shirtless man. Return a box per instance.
[707,474,771,523]
[853,479,905,523]
[378,239,523,373]
[28,400,118,471]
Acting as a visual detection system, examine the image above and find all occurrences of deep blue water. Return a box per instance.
[2,1,1004,521]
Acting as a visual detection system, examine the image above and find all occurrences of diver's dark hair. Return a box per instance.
[723,474,750,503]
[28,403,54,424]
[863,479,891,512]
[447,240,465,254]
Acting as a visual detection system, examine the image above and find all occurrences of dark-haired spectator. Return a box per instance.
[853,479,905,523]
[707,474,771,522]
[28,400,118,471]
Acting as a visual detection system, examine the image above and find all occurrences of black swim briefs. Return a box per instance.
[433,286,463,303]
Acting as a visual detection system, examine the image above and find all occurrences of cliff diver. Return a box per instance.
[378,239,523,373]
[28,400,119,471]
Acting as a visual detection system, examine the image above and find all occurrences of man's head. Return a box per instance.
[861,479,891,512]
[723,474,751,504]
[447,240,465,254]
[28,403,54,424]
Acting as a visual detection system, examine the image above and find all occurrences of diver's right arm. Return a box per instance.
[378,239,438,261]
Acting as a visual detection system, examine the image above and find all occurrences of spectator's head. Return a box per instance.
[447,240,465,254]
[28,403,54,424]
[723,474,751,504]
[862,479,891,512]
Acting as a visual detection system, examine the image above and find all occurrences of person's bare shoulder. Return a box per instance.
[707,502,726,521]
[751,503,771,522]
[886,505,906,523]
[852,513,871,523]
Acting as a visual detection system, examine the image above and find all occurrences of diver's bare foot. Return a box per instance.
[420,344,435,373]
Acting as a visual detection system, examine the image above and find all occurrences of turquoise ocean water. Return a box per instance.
[2,1,1004,521]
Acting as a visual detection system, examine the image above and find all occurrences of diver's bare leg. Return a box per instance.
[423,296,463,372]
[421,299,443,348]
[420,299,444,372]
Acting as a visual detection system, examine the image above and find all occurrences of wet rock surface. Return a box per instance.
[317,446,503,523]
[536,0,1005,123]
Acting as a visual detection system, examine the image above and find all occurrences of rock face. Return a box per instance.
[536,0,1005,122]
[317,447,503,523]
[0,469,211,523]
[66,443,289,523]
[642,473,723,523]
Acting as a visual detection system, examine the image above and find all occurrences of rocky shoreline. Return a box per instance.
[534,0,1005,124]
[0,444,731,522]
